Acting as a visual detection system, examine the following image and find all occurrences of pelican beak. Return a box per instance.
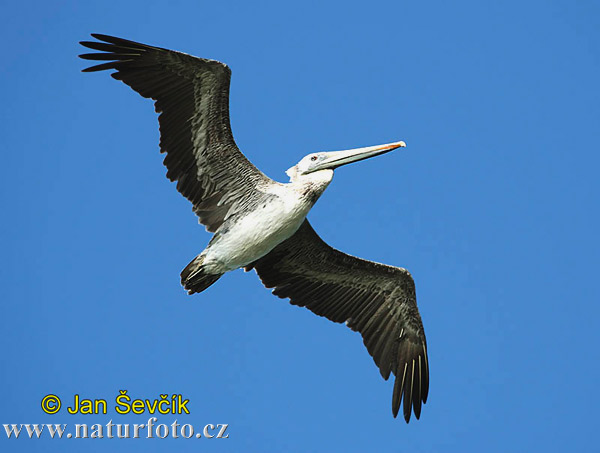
[315,140,406,170]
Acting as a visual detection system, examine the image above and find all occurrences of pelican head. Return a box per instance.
[286,140,406,181]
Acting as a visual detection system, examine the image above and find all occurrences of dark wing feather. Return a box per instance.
[246,220,429,422]
[79,34,273,232]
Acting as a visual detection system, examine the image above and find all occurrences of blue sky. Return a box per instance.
[1,0,599,451]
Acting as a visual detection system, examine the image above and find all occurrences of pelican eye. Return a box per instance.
[310,156,318,161]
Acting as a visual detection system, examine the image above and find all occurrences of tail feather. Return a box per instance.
[181,254,223,294]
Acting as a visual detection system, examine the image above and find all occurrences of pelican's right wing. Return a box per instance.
[245,220,429,423]
[79,34,273,232]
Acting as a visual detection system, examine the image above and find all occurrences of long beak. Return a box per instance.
[314,140,406,171]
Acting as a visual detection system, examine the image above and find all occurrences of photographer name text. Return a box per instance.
[41,390,190,415]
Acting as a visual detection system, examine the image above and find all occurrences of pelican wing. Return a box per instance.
[79,34,273,232]
[245,220,428,422]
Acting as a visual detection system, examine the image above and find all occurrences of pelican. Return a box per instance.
[79,34,429,422]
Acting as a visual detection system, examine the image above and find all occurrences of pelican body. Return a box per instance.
[79,34,428,423]
[190,141,405,290]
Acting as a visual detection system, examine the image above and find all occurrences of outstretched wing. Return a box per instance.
[79,34,274,232]
[246,220,429,422]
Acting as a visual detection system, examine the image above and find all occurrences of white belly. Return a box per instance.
[202,194,310,273]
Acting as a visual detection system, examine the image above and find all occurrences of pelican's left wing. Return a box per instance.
[79,34,274,233]
[245,220,429,422]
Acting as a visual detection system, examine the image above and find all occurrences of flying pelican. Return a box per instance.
[79,34,429,422]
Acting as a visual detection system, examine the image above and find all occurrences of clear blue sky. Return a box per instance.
[1,1,598,451]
